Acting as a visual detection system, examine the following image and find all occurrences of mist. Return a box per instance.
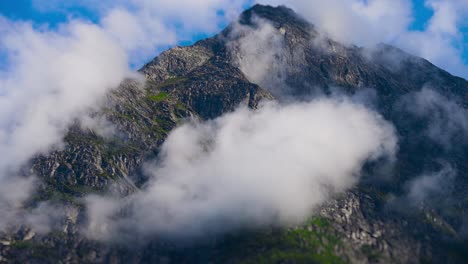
[228,17,291,97]
[86,98,397,241]
[406,164,456,206]
[398,87,468,148]
[389,87,467,221]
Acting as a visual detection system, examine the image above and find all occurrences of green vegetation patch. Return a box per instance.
[148,92,170,102]
[214,217,345,264]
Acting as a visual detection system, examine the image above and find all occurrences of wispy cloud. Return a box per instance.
[398,87,468,148]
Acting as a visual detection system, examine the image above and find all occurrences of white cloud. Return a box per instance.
[0,18,129,171]
[258,0,468,78]
[0,0,250,232]
[30,0,468,78]
[32,0,251,65]
[128,0,246,32]
[228,18,290,96]
[86,99,397,240]
[258,0,412,46]
[0,16,132,226]
[101,8,177,56]
[395,0,468,78]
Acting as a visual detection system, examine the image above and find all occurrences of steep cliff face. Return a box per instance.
[1,4,467,264]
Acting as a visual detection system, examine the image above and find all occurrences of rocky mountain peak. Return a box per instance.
[239,4,312,30]
[0,3,467,264]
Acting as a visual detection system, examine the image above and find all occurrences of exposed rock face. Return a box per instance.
[1,4,467,264]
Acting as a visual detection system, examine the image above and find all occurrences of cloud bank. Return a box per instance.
[86,99,396,241]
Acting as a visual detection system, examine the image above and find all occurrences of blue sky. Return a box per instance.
[410,0,433,30]
[410,0,467,66]
[0,0,435,34]
[0,0,98,25]
[0,0,467,73]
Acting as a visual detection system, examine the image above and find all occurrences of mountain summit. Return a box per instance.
[1,5,467,264]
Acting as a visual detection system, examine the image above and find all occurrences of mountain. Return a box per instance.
[1,4,467,263]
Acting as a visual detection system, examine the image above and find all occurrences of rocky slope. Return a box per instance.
[1,4,467,264]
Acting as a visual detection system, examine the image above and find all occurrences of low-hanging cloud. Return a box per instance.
[387,162,458,220]
[228,17,291,97]
[405,164,456,206]
[0,0,250,231]
[398,87,468,148]
[86,98,397,241]
[0,16,132,229]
